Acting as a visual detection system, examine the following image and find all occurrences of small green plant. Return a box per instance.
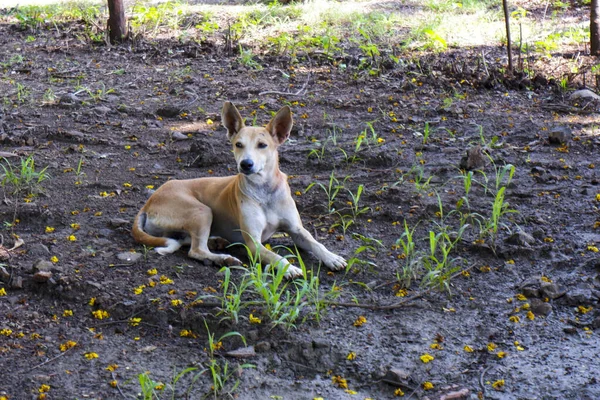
[305,171,347,214]
[74,156,86,186]
[395,220,419,288]
[84,82,115,102]
[138,371,164,400]
[238,45,263,70]
[15,82,31,103]
[0,156,50,197]
[42,88,57,105]
[422,122,431,145]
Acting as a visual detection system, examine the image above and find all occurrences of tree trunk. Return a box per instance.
[107,0,127,44]
[592,0,600,55]
[502,0,513,72]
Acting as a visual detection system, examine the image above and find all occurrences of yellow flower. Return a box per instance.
[89,297,96,306]
[67,235,77,242]
[249,314,262,324]
[50,256,59,263]
[377,137,385,143]
[106,364,119,372]
[347,352,356,360]
[71,223,80,230]
[578,305,593,314]
[516,293,527,301]
[394,388,405,396]
[487,343,497,352]
[159,275,174,284]
[92,310,109,320]
[492,379,505,390]
[59,340,77,351]
[294,191,301,196]
[0,288,6,296]
[422,381,434,390]
[109,380,118,388]
[464,345,474,352]
[154,383,165,390]
[353,316,367,327]
[344,389,357,394]
[123,182,132,188]
[332,375,348,389]
[129,317,141,326]
[1,329,13,336]
[206,119,214,125]
[145,185,154,189]
[147,268,158,276]
[84,352,99,359]
[211,341,223,351]
[430,343,443,350]
[506,259,515,264]
[509,315,520,323]
[170,299,183,307]
[133,285,145,295]
[527,311,535,320]
[45,226,55,233]
[587,245,599,253]
[420,353,434,363]
[38,384,50,393]
[63,310,73,317]
[180,329,197,338]
[497,351,507,359]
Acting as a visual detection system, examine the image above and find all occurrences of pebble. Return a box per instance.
[548,126,571,144]
[506,231,536,247]
[564,285,595,306]
[11,276,23,289]
[539,282,566,300]
[225,346,256,358]
[0,266,9,281]
[255,341,271,353]
[172,131,189,141]
[440,388,470,400]
[570,89,600,102]
[109,218,130,228]
[116,252,143,263]
[29,243,50,257]
[32,259,58,273]
[459,145,486,171]
[529,299,552,316]
[33,271,52,283]
[383,368,411,384]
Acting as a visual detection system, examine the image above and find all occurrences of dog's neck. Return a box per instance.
[238,161,286,203]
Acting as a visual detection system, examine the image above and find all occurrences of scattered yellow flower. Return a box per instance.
[464,345,474,352]
[123,182,132,188]
[497,351,507,359]
[506,259,515,264]
[249,314,262,324]
[587,245,599,253]
[332,375,348,389]
[509,315,520,323]
[38,384,50,393]
[1,329,13,336]
[84,352,99,359]
[145,185,154,189]
[170,299,183,307]
[420,353,434,363]
[347,352,356,360]
[578,305,593,314]
[159,275,174,284]
[487,343,497,352]
[146,268,158,276]
[206,119,214,125]
[516,294,527,301]
[0,288,6,296]
[527,311,535,320]
[63,309,73,317]
[211,341,223,351]
[492,379,505,390]
[89,297,96,306]
[422,381,434,390]
[353,316,367,327]
[154,383,165,390]
[50,256,59,263]
[59,340,77,351]
[109,380,118,388]
[180,329,197,338]
[394,388,405,396]
[294,191,301,196]
[92,310,109,320]
[129,317,141,326]
[67,235,77,242]
[45,226,55,233]
[71,223,80,230]
[430,343,443,350]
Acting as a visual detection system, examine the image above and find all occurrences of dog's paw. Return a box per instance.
[283,264,304,280]
[222,256,242,267]
[323,253,347,271]
[156,239,182,255]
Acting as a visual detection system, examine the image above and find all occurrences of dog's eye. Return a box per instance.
[235,142,243,148]
[257,142,268,149]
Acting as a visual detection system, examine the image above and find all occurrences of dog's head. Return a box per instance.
[222,101,292,180]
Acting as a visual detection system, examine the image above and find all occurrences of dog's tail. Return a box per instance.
[131,211,169,248]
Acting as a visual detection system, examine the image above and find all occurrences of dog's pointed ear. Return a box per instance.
[222,102,244,139]
[266,106,293,145]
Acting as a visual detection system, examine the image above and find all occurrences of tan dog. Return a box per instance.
[132,102,346,278]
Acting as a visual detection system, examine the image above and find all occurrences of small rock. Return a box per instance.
[172,131,189,141]
[109,218,130,228]
[459,145,487,171]
[86,280,104,290]
[383,368,411,384]
[563,326,577,334]
[225,346,256,358]
[32,374,52,382]
[33,271,52,283]
[32,259,55,273]
[548,126,571,144]
[522,287,540,298]
[11,276,23,289]
[506,231,536,247]
[93,106,112,115]
[0,265,9,281]
[529,299,552,316]
[116,252,143,263]
[156,106,181,118]
[255,341,271,353]
[29,243,50,257]
[539,282,566,300]
[564,285,595,306]
[570,89,600,102]
[97,229,114,238]
[440,388,470,400]
[592,316,600,329]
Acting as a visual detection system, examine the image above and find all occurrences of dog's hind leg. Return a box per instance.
[186,207,241,267]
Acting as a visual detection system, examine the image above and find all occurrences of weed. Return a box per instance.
[238,45,263,70]
[346,233,381,273]
[15,83,31,104]
[305,171,347,214]
[84,82,115,102]
[42,88,57,105]
[0,156,50,198]
[74,156,86,186]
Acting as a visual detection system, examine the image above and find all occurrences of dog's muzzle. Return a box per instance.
[239,159,254,174]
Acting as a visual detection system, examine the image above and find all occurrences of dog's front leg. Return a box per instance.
[288,226,347,271]
[240,229,304,279]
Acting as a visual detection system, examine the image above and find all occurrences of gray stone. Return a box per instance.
[570,89,600,102]
[539,282,566,300]
[225,346,256,358]
[255,341,271,353]
[32,259,59,273]
[522,287,540,298]
[529,299,552,316]
[548,126,571,144]
[383,368,411,384]
[29,243,50,257]
[172,131,189,141]
[565,285,595,305]
[109,218,130,228]
[11,276,23,289]
[116,252,143,263]
[459,145,487,171]
[506,231,536,247]
[93,106,112,115]
[0,266,9,281]
[33,271,52,283]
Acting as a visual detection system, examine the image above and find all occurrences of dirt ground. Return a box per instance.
[1,3,600,400]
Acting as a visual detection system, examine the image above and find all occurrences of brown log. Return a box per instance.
[107,0,127,44]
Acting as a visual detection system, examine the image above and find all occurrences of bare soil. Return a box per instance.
[1,5,600,400]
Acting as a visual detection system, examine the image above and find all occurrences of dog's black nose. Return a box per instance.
[240,159,254,173]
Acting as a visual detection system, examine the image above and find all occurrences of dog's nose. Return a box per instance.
[240,159,254,173]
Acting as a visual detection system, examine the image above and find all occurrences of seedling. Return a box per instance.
[305,171,347,214]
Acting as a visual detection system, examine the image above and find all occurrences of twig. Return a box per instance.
[259,73,311,97]
[112,371,131,399]
[29,344,75,371]
[327,264,476,310]
[479,365,492,398]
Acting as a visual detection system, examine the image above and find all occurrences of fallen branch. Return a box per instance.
[259,73,310,97]
[29,343,75,372]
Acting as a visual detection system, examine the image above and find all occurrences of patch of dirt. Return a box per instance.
[1,8,600,400]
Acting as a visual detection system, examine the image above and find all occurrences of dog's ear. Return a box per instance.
[266,106,293,145]
[222,102,244,139]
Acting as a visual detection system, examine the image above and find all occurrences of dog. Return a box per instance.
[132,102,346,278]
